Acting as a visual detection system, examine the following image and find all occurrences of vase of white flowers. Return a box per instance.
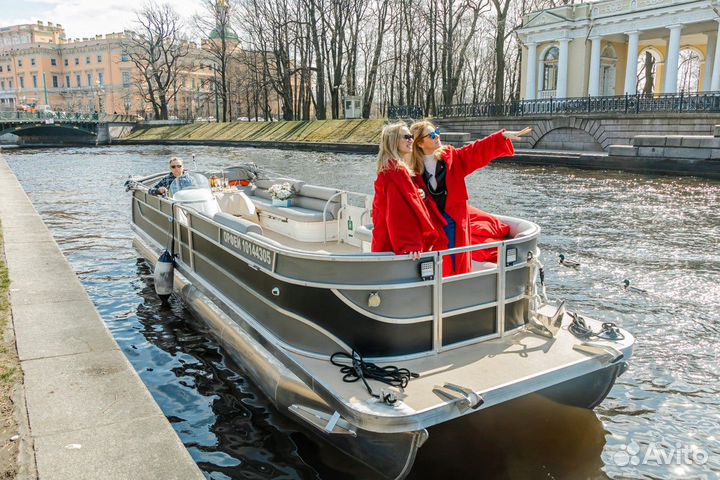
[268,182,295,207]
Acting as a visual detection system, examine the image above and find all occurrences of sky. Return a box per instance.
[0,0,204,39]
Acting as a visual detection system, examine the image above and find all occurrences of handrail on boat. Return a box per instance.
[323,190,345,244]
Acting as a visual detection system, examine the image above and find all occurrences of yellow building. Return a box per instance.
[517,0,720,99]
[0,21,213,116]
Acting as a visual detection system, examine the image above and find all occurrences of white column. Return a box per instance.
[624,31,640,94]
[664,24,683,94]
[710,22,720,91]
[557,39,570,98]
[703,31,716,91]
[526,43,537,100]
[588,37,602,96]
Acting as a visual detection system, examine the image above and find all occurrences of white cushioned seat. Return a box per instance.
[355,224,373,242]
[251,197,333,222]
[213,212,263,235]
[298,184,342,200]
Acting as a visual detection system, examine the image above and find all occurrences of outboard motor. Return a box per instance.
[154,249,174,304]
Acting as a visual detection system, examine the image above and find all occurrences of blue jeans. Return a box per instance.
[442,212,456,271]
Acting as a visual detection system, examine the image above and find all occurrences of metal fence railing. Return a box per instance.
[388,91,720,119]
[0,111,103,122]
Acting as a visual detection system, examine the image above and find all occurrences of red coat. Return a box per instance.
[371,160,444,255]
[417,131,514,276]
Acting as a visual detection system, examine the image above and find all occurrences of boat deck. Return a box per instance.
[283,314,634,431]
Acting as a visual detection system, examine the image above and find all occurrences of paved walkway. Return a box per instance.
[0,158,204,480]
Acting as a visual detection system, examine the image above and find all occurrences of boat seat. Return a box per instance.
[251,197,334,222]
[248,182,342,223]
[504,217,536,238]
[213,212,263,235]
[355,224,373,243]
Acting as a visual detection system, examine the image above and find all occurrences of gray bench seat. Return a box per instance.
[251,197,335,222]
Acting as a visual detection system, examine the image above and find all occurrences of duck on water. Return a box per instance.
[126,165,635,480]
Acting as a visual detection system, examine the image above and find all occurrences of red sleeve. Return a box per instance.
[454,131,515,178]
[384,169,438,254]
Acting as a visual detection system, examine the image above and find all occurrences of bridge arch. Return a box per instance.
[527,117,607,151]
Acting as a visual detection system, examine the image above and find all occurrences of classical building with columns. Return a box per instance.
[517,0,720,99]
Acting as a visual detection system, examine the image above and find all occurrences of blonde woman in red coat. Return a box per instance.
[408,121,532,276]
[371,122,445,258]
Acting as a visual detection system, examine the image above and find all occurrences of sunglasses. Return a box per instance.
[170,165,183,169]
[423,128,441,139]
[402,134,413,140]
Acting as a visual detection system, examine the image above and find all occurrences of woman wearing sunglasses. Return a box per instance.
[408,121,532,276]
[371,122,446,259]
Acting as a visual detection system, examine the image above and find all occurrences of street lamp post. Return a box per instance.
[212,66,219,123]
[42,72,49,105]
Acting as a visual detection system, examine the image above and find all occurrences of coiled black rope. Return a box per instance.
[330,350,419,405]
[568,312,625,341]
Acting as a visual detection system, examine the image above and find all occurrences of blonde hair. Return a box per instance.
[409,121,448,175]
[168,156,183,166]
[377,122,413,174]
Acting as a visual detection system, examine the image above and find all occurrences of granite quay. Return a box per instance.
[0,158,204,480]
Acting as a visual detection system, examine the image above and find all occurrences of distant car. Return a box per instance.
[37,105,56,118]
[236,116,249,122]
[207,116,216,122]
[168,115,178,120]
[195,116,207,122]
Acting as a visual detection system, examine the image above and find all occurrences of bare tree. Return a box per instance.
[123,2,190,120]
[195,0,239,122]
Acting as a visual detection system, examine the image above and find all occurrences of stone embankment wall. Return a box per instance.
[435,113,720,152]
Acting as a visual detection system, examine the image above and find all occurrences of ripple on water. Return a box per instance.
[4,145,719,479]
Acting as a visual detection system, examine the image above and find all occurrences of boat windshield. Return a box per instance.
[170,172,211,197]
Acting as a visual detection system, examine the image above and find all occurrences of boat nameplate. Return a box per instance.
[219,228,275,270]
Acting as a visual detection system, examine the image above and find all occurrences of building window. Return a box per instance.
[98,72,104,85]
[17,59,22,67]
[7,65,10,72]
[87,73,92,86]
[542,47,559,92]
[76,74,81,87]
[64,59,68,66]
[51,58,57,66]
[86,56,91,64]
[52,75,58,88]
[0,66,3,72]
[1,81,4,90]
[121,53,129,62]
[31,58,36,66]
[19,77,24,89]
[33,75,38,88]
[122,71,131,87]
[8,80,12,89]
[97,55,102,63]
[65,75,70,88]
[75,57,79,65]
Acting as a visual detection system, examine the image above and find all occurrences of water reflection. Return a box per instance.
[4,145,719,479]
[410,395,607,480]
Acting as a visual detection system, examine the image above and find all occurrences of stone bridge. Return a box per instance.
[434,112,720,152]
[0,112,139,146]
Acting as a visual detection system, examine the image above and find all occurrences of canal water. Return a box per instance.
[3,144,719,479]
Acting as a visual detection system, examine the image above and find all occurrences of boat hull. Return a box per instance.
[133,234,627,479]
